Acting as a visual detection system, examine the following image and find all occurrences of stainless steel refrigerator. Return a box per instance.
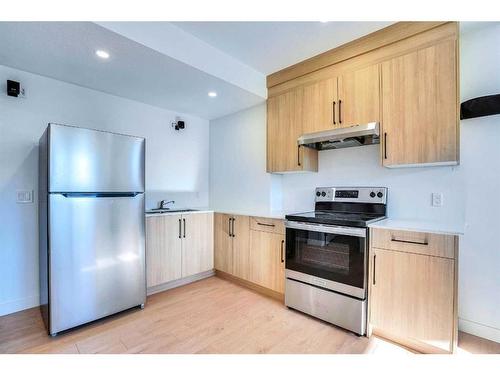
[39,123,146,336]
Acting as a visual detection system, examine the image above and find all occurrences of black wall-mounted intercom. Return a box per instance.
[172,120,185,131]
[7,80,20,97]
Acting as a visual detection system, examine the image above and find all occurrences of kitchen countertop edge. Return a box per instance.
[368,218,464,236]
[145,208,287,219]
[145,209,214,217]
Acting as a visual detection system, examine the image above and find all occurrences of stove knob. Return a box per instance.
[316,191,321,197]
[377,192,384,198]
[370,191,376,198]
[321,191,326,197]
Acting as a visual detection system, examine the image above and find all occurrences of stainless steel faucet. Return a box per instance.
[159,200,175,209]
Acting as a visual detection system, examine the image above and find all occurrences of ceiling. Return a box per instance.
[0,21,396,120]
[0,22,263,119]
[172,21,394,74]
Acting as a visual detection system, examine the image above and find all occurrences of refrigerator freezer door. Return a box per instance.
[48,193,146,334]
[48,124,145,193]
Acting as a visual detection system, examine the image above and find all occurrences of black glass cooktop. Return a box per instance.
[285,210,386,228]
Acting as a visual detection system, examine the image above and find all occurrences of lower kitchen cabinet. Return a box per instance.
[232,216,251,280]
[182,212,214,278]
[146,212,214,289]
[214,212,285,297]
[214,213,250,275]
[214,213,234,274]
[146,214,182,287]
[368,228,458,354]
[249,230,285,294]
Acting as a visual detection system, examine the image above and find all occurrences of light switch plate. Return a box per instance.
[432,192,443,207]
[16,190,33,203]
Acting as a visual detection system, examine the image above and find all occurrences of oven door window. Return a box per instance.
[286,228,366,289]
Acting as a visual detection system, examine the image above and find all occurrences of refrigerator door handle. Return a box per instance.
[59,192,142,198]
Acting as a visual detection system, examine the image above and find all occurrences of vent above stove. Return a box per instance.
[298,122,380,151]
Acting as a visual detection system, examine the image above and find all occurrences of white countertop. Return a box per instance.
[145,207,287,219]
[368,218,464,236]
[145,209,214,217]
[208,208,287,219]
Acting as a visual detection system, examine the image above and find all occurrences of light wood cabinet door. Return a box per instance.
[181,212,214,278]
[146,215,182,288]
[232,215,251,280]
[302,77,337,133]
[249,231,285,293]
[381,40,458,167]
[338,65,380,128]
[267,88,318,173]
[214,213,233,274]
[370,247,455,353]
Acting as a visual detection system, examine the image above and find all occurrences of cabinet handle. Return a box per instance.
[391,238,428,246]
[332,101,336,125]
[338,99,342,124]
[228,218,232,237]
[183,218,186,238]
[231,217,235,237]
[373,254,376,285]
[297,145,301,166]
[280,240,284,263]
[384,132,387,159]
[257,222,275,227]
[178,219,182,239]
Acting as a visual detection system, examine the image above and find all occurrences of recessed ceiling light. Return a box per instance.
[208,91,217,98]
[95,50,110,59]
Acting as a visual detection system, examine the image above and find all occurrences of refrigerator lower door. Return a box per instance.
[48,193,146,334]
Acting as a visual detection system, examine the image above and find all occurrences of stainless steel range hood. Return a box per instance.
[298,122,380,150]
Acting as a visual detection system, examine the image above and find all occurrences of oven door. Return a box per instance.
[285,221,367,299]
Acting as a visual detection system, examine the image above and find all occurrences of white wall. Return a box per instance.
[209,104,281,213]
[456,23,500,342]
[0,64,210,316]
[209,23,500,342]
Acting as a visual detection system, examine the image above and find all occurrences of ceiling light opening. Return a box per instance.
[95,50,110,59]
[208,91,217,98]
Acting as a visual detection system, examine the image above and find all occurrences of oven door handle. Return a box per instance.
[284,220,366,237]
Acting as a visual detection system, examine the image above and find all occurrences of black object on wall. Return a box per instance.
[7,80,20,97]
[172,120,185,131]
[460,94,500,120]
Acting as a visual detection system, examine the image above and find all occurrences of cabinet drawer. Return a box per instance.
[250,216,285,235]
[371,228,456,259]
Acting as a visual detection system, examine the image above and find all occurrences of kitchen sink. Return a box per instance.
[146,209,199,214]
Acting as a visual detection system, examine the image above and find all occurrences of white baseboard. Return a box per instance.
[0,295,39,317]
[147,269,215,296]
[459,318,500,343]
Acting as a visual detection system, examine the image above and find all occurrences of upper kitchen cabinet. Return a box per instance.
[267,22,459,171]
[381,40,459,167]
[299,65,380,134]
[337,65,380,128]
[267,88,318,173]
[301,77,337,134]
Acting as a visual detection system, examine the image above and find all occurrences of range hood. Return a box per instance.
[298,122,380,150]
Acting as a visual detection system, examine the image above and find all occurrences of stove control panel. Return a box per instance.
[315,187,387,204]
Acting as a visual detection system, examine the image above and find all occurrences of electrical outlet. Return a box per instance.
[19,86,26,98]
[432,192,443,207]
[16,190,33,203]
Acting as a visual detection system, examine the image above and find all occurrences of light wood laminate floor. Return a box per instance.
[0,277,498,354]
